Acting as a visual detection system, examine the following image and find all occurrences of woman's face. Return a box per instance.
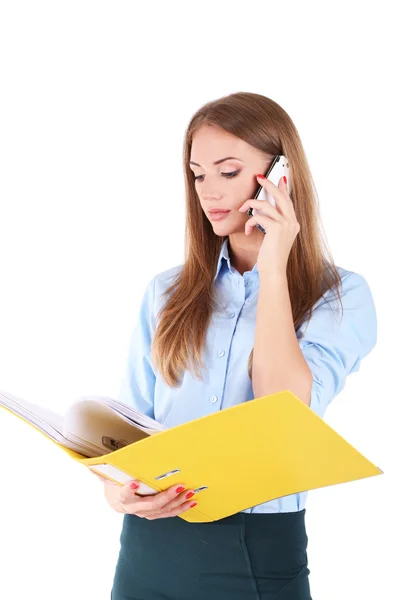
[189,124,274,236]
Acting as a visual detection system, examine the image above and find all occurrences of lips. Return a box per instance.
[208,209,230,214]
[208,209,231,222]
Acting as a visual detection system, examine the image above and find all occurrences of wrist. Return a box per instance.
[258,271,288,285]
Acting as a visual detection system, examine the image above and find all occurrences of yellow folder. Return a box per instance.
[1,390,382,522]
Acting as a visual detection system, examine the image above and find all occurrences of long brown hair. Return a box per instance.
[151,92,343,388]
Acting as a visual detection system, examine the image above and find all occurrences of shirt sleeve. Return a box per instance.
[116,275,157,418]
[296,271,377,419]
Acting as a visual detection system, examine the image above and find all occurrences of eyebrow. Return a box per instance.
[189,156,243,167]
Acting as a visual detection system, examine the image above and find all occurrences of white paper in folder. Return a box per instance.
[89,463,158,495]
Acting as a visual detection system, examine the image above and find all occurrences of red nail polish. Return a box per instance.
[175,486,185,493]
[189,502,197,508]
[130,482,139,490]
[257,173,265,179]
[283,175,287,184]
[185,491,195,499]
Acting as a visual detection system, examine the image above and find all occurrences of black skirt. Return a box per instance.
[111,508,312,600]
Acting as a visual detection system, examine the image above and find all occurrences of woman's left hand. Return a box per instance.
[238,175,300,277]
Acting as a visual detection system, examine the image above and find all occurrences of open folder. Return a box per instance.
[0,388,382,523]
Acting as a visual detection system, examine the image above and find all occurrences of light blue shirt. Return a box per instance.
[117,237,377,513]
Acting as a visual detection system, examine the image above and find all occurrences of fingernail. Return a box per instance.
[130,482,140,490]
[185,491,195,499]
[189,502,197,508]
[257,173,265,179]
[283,175,287,184]
[175,486,185,493]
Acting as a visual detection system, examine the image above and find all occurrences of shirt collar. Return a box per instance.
[213,238,230,282]
[213,238,259,282]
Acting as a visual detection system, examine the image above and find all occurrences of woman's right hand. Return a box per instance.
[92,473,197,520]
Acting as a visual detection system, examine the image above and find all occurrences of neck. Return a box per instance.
[227,235,263,276]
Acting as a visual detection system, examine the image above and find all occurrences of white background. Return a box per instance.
[0,1,398,598]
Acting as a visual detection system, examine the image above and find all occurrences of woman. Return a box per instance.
[98,92,377,599]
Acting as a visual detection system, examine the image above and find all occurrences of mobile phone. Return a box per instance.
[247,155,291,234]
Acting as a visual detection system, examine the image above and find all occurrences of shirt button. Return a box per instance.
[245,281,250,287]
[228,312,236,318]
[218,350,225,357]
[210,395,218,403]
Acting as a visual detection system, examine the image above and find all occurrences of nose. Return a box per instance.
[202,189,223,201]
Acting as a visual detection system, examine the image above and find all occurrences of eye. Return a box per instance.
[194,171,239,182]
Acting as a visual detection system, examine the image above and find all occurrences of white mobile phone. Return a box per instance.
[247,155,291,234]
